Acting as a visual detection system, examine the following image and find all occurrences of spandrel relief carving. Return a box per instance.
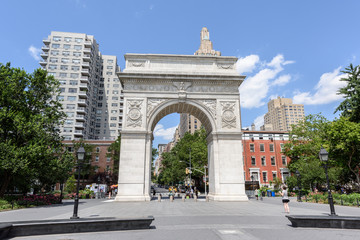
[127,99,143,127]
[221,101,236,128]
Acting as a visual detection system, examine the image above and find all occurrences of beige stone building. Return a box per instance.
[179,114,203,138]
[40,31,123,140]
[263,97,305,131]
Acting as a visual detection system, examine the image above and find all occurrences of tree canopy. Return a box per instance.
[335,63,360,123]
[0,63,72,196]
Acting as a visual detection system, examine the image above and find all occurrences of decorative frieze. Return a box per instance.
[147,98,167,117]
[221,101,236,129]
[127,99,143,127]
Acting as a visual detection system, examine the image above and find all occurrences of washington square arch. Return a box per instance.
[115,28,248,202]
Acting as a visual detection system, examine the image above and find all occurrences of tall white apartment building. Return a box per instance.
[40,31,123,140]
[263,97,305,131]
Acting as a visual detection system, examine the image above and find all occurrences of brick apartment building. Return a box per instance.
[242,130,291,188]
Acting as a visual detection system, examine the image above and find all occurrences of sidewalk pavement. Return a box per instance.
[1,197,360,240]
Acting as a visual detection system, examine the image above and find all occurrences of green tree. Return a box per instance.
[0,63,66,196]
[283,114,342,190]
[107,135,121,183]
[65,175,77,193]
[335,64,360,123]
[327,117,360,191]
[151,148,158,183]
[72,140,95,186]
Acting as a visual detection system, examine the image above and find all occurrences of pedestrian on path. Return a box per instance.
[255,189,259,200]
[280,185,290,213]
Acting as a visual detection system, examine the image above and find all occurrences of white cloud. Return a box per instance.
[239,54,294,109]
[28,45,41,61]
[293,67,347,105]
[236,54,259,74]
[254,114,265,130]
[272,74,291,86]
[153,124,177,141]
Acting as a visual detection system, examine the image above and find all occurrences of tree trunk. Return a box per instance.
[0,172,11,197]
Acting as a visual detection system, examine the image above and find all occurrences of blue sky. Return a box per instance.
[1,1,359,149]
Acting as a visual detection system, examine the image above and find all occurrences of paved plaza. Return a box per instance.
[1,196,360,240]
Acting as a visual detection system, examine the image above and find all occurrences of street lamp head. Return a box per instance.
[77,146,85,161]
[319,146,328,162]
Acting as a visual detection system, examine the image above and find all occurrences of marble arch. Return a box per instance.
[115,53,248,202]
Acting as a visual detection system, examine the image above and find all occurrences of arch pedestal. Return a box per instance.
[115,53,248,202]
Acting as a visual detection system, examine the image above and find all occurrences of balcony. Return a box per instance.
[39,61,47,66]
[76,107,86,113]
[74,129,84,135]
[81,69,90,76]
[76,115,86,121]
[83,54,91,62]
[78,91,88,99]
[84,41,92,47]
[40,52,48,59]
[41,46,50,52]
[82,62,90,68]
[80,76,89,83]
[83,48,91,54]
[79,83,88,89]
[77,99,87,106]
[74,123,85,128]
[43,38,50,44]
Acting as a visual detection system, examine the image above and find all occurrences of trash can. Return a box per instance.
[267,190,271,197]
[271,191,275,197]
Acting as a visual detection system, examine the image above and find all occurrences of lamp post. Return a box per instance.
[71,146,85,219]
[319,146,336,216]
[189,147,192,189]
[250,175,254,197]
[295,170,302,202]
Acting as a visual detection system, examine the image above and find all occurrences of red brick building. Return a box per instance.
[242,130,290,188]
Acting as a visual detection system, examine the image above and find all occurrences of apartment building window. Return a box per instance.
[69,80,78,85]
[282,156,287,166]
[63,135,71,140]
[57,96,64,101]
[59,73,67,78]
[251,156,256,166]
[74,45,82,50]
[249,144,255,152]
[260,144,265,152]
[63,44,71,49]
[103,130,106,134]
[72,59,80,64]
[95,156,99,162]
[67,96,76,101]
[271,156,276,166]
[60,65,68,70]
[75,38,83,43]
[73,52,81,57]
[112,96,118,100]
[70,73,79,78]
[63,127,72,133]
[61,58,69,63]
[66,104,75,109]
[110,130,116,135]
[48,72,56,76]
[109,123,116,127]
[113,90,119,94]
[106,72,113,75]
[51,50,59,55]
[97,103,102,107]
[113,78,119,82]
[71,66,80,71]
[269,144,274,152]
[111,103,118,107]
[106,157,111,162]
[59,80,66,85]
[68,88,77,93]
[59,88,65,93]
[107,66,113,69]
[65,119,73,125]
[52,43,60,48]
[280,143,284,152]
[107,59,113,63]
[262,172,267,183]
[272,172,277,180]
[64,37,72,42]
[66,112,74,117]
[49,64,57,70]
[261,156,266,166]
[111,110,117,114]
[110,117,117,121]
[49,58,58,63]
[98,96,103,100]
[96,110,102,114]
[53,36,61,41]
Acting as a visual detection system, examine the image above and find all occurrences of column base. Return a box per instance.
[114,195,151,202]
[207,194,248,202]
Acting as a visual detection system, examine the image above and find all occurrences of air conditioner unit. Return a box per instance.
[251,137,254,141]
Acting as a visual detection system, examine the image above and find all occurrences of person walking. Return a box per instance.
[280,185,290,213]
[255,189,259,200]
